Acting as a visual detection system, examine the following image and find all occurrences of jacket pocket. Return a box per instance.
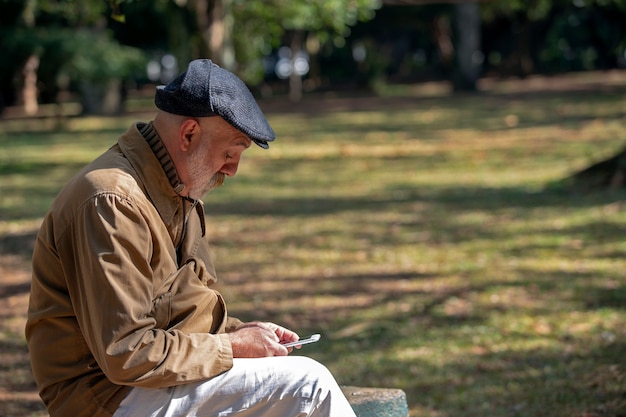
[153,262,226,334]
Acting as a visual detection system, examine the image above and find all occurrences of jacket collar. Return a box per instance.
[117,123,205,243]
[139,122,186,194]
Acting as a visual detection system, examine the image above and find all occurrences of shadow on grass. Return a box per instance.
[289,268,626,416]
[206,184,626,257]
[0,337,46,416]
[581,287,626,310]
[0,160,88,222]
[0,399,47,417]
[279,98,626,138]
[395,340,626,416]
[0,338,37,392]
[0,230,36,258]
[0,282,31,299]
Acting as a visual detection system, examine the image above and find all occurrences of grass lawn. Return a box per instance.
[1,72,626,416]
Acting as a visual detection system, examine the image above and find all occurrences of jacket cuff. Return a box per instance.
[217,332,234,370]
[225,316,244,332]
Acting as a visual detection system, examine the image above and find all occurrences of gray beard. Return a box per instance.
[190,172,225,199]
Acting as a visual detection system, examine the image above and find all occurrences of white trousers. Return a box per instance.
[113,356,357,417]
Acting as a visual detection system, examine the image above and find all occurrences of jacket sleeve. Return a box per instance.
[226,316,245,332]
[59,192,233,388]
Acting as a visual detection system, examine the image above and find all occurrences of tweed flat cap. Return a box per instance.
[155,59,275,149]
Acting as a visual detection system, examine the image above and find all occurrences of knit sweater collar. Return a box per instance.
[138,121,186,195]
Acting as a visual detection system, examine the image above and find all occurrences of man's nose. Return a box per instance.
[220,160,240,176]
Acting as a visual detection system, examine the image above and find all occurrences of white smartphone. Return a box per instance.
[281,333,321,348]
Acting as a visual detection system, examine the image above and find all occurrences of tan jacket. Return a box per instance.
[26,123,242,417]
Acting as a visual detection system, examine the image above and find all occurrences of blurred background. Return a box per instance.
[2,2,626,417]
[1,0,625,115]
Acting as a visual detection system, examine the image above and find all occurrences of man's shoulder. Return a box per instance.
[51,144,148,215]
[75,145,139,194]
[85,145,142,196]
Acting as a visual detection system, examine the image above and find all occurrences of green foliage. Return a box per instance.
[31,0,147,84]
[483,0,626,20]
[0,0,147,107]
[229,1,284,83]
[34,0,107,26]
[62,30,146,84]
[109,0,126,22]
[0,26,146,95]
[96,0,382,84]
[542,3,626,71]
[231,0,382,83]
[266,0,381,38]
[0,27,41,79]
[2,0,626,103]
[481,0,626,76]
[482,0,556,21]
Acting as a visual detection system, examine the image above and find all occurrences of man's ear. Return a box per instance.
[178,118,200,152]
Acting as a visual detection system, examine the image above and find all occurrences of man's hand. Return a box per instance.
[228,322,299,358]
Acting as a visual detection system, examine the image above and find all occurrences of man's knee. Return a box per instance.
[279,356,335,382]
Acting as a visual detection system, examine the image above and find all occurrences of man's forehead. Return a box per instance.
[194,116,251,149]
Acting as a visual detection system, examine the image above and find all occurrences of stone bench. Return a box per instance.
[342,386,409,417]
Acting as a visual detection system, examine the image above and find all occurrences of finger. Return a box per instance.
[272,343,289,357]
[275,326,299,343]
[262,322,299,346]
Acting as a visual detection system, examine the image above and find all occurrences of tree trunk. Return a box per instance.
[517,16,534,77]
[21,54,39,115]
[453,2,481,92]
[162,1,191,66]
[208,0,225,65]
[192,0,211,58]
[433,15,454,75]
[80,79,124,116]
[221,0,235,71]
[194,0,235,71]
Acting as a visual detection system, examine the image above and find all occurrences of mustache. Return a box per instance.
[213,172,225,187]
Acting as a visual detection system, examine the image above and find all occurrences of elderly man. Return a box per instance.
[26,59,357,417]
